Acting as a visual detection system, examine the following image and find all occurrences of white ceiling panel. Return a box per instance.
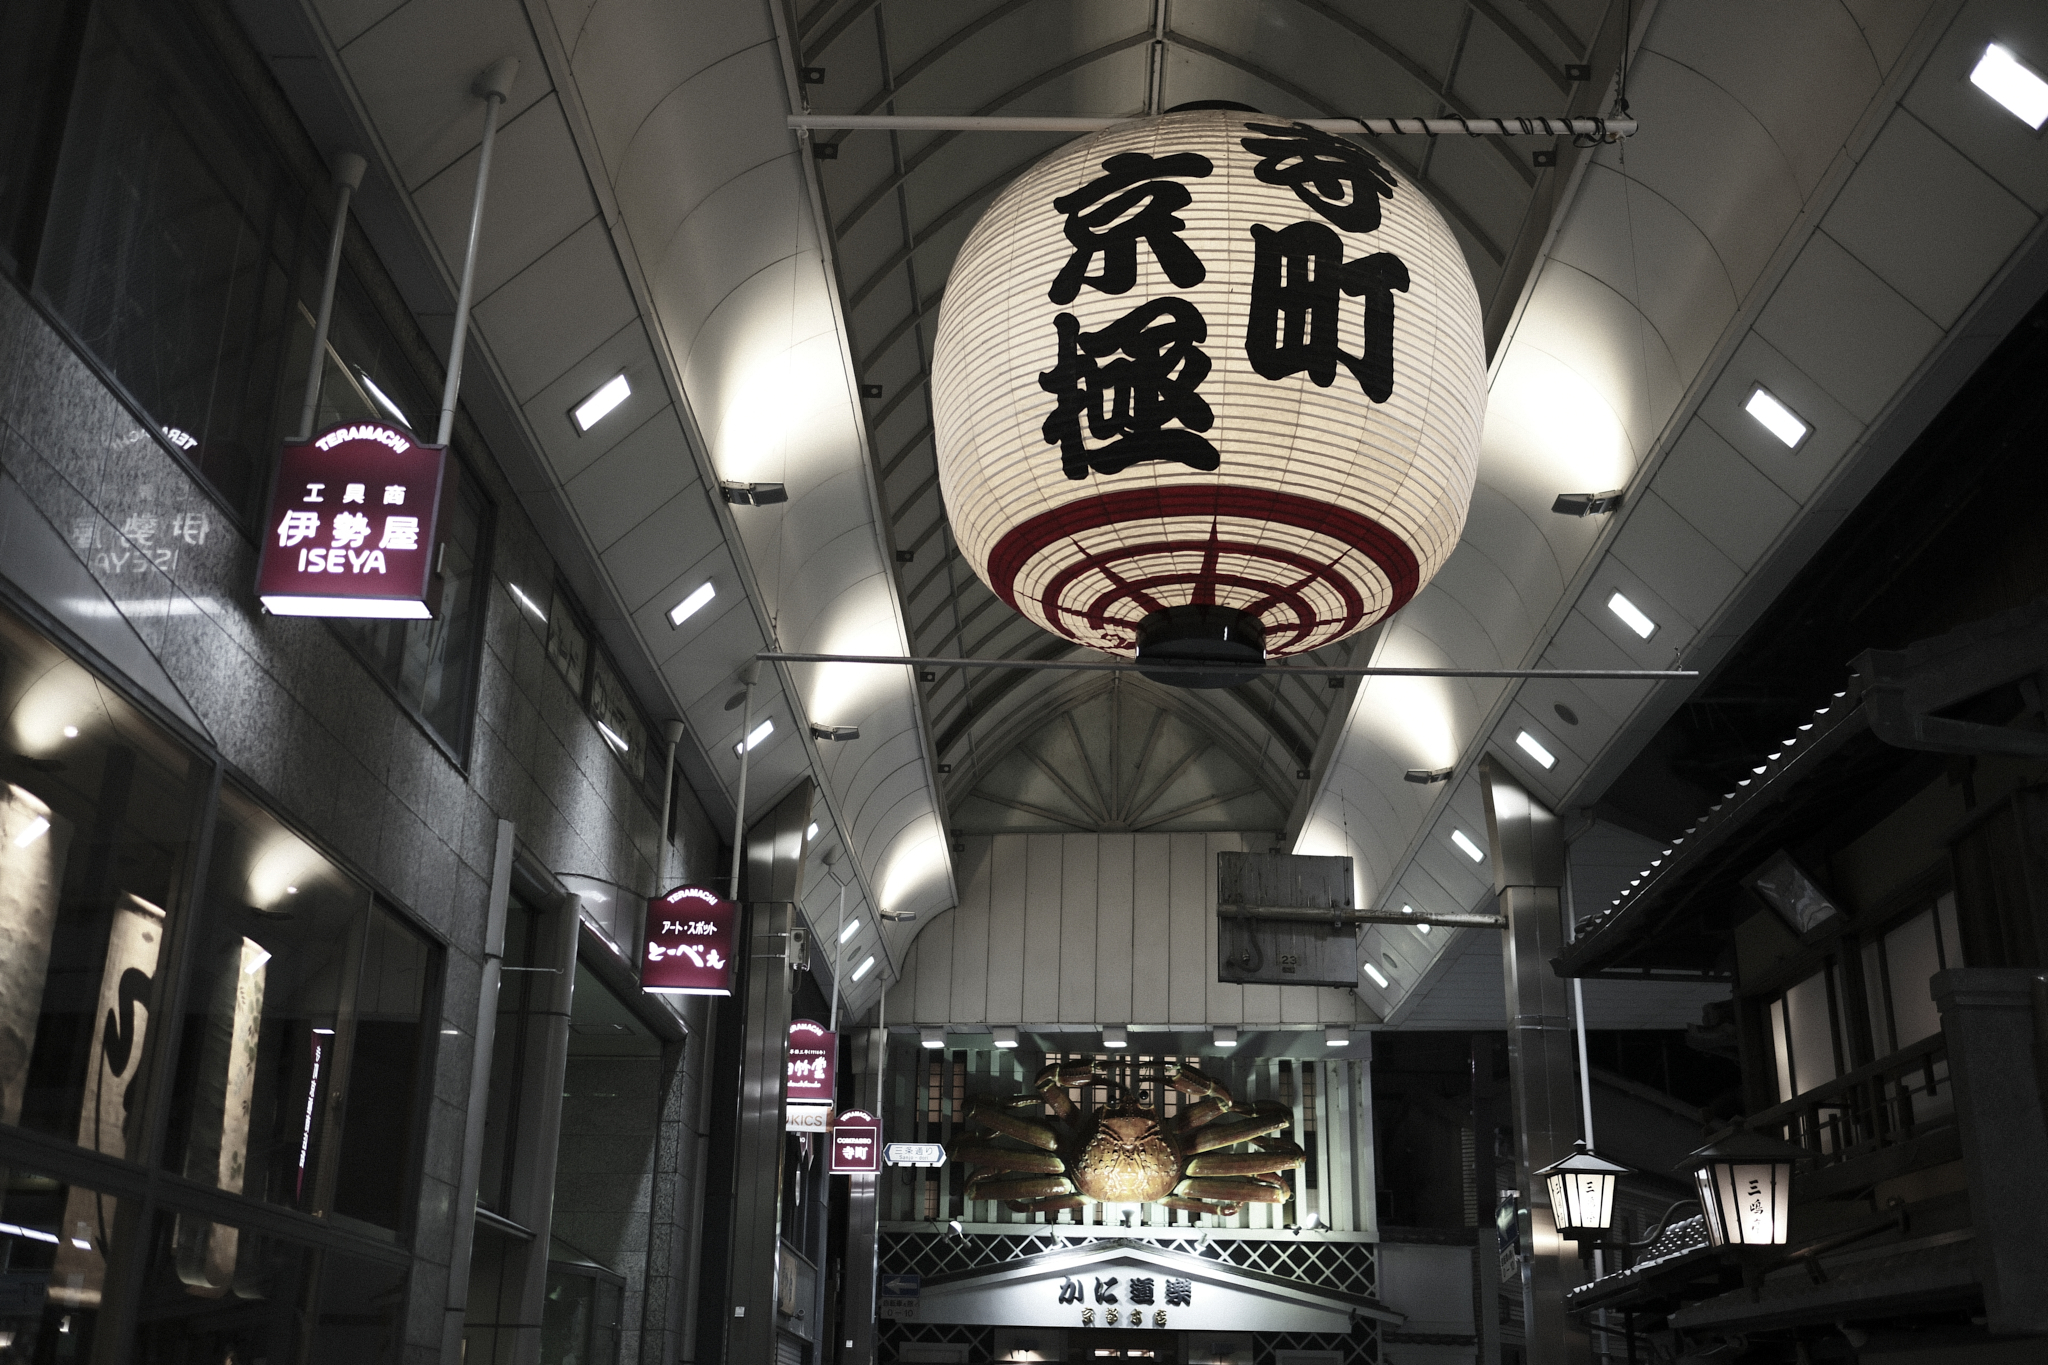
[471,218,641,400]
[518,320,666,484]
[1753,231,1945,422]
[1902,0,2048,213]
[1608,491,1746,632]
[1650,419,1803,572]
[1823,109,2037,328]
[560,409,701,550]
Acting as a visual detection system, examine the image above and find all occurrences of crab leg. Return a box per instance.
[1166,1063,1237,1112]
[1006,1195,1087,1215]
[1186,1141,1305,1177]
[965,1174,1076,1203]
[1176,1176,1291,1204]
[1183,1108,1293,1155]
[1034,1060,1101,1120]
[950,1144,1064,1175]
[966,1096,1060,1150]
[1177,1096,1229,1131]
[1163,1195,1242,1217]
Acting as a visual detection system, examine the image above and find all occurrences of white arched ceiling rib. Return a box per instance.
[1317,0,2048,1021]
[552,0,959,1014]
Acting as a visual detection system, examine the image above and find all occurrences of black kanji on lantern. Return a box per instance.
[1049,151,1214,304]
[1246,221,1409,402]
[1040,298,1220,479]
[1241,121,1398,234]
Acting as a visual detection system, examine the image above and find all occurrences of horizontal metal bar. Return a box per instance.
[789,115,1638,137]
[1220,905,1505,928]
[758,652,1696,681]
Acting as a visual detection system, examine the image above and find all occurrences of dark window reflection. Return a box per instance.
[0,602,201,1162]
[0,1168,138,1359]
[163,787,435,1235]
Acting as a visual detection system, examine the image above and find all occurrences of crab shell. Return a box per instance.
[1070,1100,1181,1204]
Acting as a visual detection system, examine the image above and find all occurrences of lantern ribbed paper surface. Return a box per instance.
[932,109,1484,658]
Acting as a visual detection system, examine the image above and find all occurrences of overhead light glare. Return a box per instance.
[572,373,632,431]
[851,955,876,981]
[596,720,629,753]
[1514,730,1556,770]
[62,725,78,738]
[13,817,50,848]
[358,372,413,429]
[1324,1025,1350,1047]
[1212,1026,1238,1048]
[1450,829,1485,862]
[1606,591,1657,640]
[1972,43,2048,129]
[733,718,774,755]
[1744,386,1809,448]
[1102,1025,1129,1049]
[667,581,715,628]
[920,1026,946,1050]
[507,582,548,622]
[1363,962,1391,989]
[992,1026,1020,1049]
[839,915,861,944]
[1417,922,1431,934]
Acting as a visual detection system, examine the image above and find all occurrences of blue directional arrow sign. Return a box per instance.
[879,1274,921,1297]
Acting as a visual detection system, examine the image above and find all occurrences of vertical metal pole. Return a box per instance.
[829,874,847,1033]
[436,58,518,449]
[296,152,367,441]
[659,720,685,887]
[730,668,758,898]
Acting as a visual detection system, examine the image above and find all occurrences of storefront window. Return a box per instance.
[162,786,435,1235]
[0,602,204,1162]
[0,1167,138,1357]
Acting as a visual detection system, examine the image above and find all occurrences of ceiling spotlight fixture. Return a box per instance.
[732,718,775,755]
[1102,1025,1129,1049]
[1971,42,2048,129]
[919,1027,946,1050]
[1362,962,1391,989]
[1450,829,1486,862]
[720,481,788,506]
[851,955,876,981]
[1514,730,1557,770]
[948,1217,964,1237]
[667,581,716,628]
[1606,591,1658,640]
[992,1026,1020,1049]
[1212,1026,1239,1048]
[810,723,860,741]
[1743,385,1810,449]
[571,373,632,431]
[1550,489,1624,517]
[1404,767,1453,784]
[1324,1025,1351,1047]
[879,908,918,923]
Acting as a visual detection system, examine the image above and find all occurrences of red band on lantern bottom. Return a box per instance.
[985,486,1422,654]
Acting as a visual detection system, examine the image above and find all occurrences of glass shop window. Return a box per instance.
[32,0,322,525]
[541,584,663,803]
[131,1203,408,1364]
[1861,893,1964,1058]
[1766,962,1851,1105]
[161,786,436,1235]
[0,1167,138,1357]
[476,890,547,1218]
[0,601,205,1161]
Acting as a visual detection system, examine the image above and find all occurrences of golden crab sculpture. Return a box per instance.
[951,1059,1304,1217]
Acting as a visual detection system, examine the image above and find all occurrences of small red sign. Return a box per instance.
[640,885,739,996]
[255,422,448,619]
[831,1109,881,1174]
[788,1019,837,1104]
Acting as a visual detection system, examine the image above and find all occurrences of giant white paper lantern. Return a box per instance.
[932,108,1484,685]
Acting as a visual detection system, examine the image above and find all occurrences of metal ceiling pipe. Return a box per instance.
[1480,758,1591,1365]
[788,114,1638,136]
[294,150,366,441]
[436,57,518,448]
[758,650,1693,681]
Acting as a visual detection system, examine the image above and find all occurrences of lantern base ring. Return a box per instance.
[1135,605,1266,690]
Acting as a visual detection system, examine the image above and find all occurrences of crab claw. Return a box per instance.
[1165,1063,1236,1111]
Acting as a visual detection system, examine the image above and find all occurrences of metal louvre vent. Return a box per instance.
[878,1231,1377,1296]
[1253,1330,1378,1365]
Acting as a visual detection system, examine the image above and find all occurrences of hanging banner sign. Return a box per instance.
[640,885,739,996]
[255,422,448,619]
[787,1018,837,1104]
[886,1142,947,1168]
[830,1110,882,1174]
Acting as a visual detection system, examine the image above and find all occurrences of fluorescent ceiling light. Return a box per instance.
[1515,730,1557,770]
[596,720,629,753]
[1324,1025,1350,1047]
[839,915,862,944]
[992,1026,1020,1049]
[807,822,820,841]
[1743,385,1809,448]
[0,1220,57,1244]
[851,955,875,981]
[13,816,50,848]
[1363,962,1390,989]
[1213,1026,1238,1047]
[1606,591,1657,640]
[1972,43,2048,129]
[1103,1025,1128,1049]
[920,1026,946,1049]
[733,718,774,755]
[667,581,715,628]
[572,373,632,431]
[508,582,547,622]
[358,372,412,429]
[1450,829,1485,862]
